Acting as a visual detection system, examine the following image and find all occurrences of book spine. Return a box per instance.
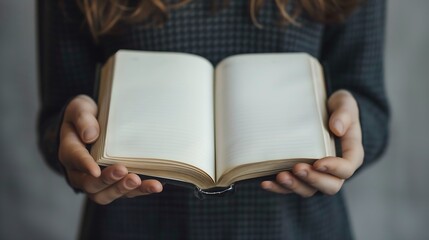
[193,185,235,199]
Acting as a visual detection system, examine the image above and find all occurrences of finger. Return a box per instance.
[314,157,360,179]
[326,90,364,174]
[328,90,359,137]
[339,123,364,169]
[59,122,100,177]
[275,171,317,198]
[321,119,363,176]
[89,173,141,205]
[293,163,344,195]
[261,181,292,194]
[79,165,128,194]
[124,179,163,198]
[329,108,353,137]
[327,90,358,115]
[64,95,99,143]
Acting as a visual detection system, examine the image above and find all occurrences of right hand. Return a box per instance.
[59,95,163,205]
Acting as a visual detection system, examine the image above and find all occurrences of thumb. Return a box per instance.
[327,90,359,137]
[64,95,99,143]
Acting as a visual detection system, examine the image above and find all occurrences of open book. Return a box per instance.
[91,50,335,190]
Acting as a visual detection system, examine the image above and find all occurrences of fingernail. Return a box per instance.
[126,179,138,188]
[84,127,97,141]
[334,120,343,134]
[281,179,292,186]
[295,170,308,178]
[317,166,327,172]
[113,169,125,178]
[148,186,158,193]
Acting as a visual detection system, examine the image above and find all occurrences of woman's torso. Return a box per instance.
[79,1,352,240]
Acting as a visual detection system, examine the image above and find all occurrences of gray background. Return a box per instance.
[0,0,427,239]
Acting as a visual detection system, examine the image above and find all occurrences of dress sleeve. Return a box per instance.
[320,0,390,171]
[37,0,99,174]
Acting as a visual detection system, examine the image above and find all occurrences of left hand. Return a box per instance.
[261,90,364,197]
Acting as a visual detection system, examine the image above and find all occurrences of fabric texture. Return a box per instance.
[37,0,389,239]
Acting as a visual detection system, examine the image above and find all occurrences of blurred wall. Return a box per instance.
[344,0,429,239]
[0,1,84,240]
[0,0,427,239]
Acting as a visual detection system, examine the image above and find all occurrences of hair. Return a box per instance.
[76,0,361,40]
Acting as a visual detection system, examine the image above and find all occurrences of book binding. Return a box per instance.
[194,184,235,199]
[138,174,235,199]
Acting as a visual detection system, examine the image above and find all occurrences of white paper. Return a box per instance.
[105,50,215,179]
[215,53,327,178]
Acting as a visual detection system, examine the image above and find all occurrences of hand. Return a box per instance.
[261,90,364,197]
[58,95,163,205]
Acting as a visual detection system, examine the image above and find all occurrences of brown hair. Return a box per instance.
[76,0,361,40]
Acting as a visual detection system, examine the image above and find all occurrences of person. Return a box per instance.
[38,0,389,239]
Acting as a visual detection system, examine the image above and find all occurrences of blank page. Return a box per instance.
[215,53,329,178]
[105,50,215,179]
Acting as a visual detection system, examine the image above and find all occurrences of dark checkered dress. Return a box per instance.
[38,0,389,239]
